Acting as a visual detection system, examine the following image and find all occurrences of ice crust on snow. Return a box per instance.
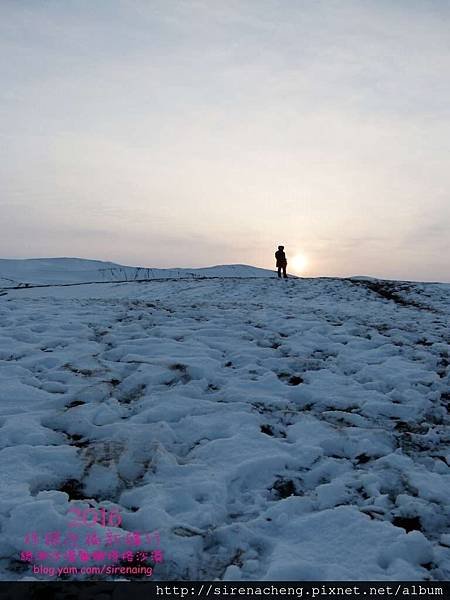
[0,265,449,580]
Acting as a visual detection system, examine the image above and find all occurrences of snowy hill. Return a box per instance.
[0,258,275,288]
[0,268,449,581]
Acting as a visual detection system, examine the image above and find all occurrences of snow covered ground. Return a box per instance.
[0,258,274,288]
[0,264,449,581]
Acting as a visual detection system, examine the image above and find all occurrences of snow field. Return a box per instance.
[0,276,449,580]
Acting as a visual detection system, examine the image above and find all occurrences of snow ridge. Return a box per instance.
[0,258,275,288]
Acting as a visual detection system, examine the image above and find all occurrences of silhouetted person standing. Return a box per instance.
[275,245,288,278]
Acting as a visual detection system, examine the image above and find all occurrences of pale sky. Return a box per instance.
[1,0,449,281]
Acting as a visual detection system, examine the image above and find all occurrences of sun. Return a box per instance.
[290,253,309,275]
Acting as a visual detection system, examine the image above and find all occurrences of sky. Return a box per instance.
[1,0,449,282]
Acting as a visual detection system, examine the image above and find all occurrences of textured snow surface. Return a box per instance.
[0,274,449,581]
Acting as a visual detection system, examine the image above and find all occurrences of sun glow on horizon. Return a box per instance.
[290,253,309,275]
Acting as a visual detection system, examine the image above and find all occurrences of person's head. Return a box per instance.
[278,245,284,250]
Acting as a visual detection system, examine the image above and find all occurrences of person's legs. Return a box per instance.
[277,266,282,278]
[283,265,287,278]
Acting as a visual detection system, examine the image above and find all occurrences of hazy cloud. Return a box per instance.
[1,0,449,281]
